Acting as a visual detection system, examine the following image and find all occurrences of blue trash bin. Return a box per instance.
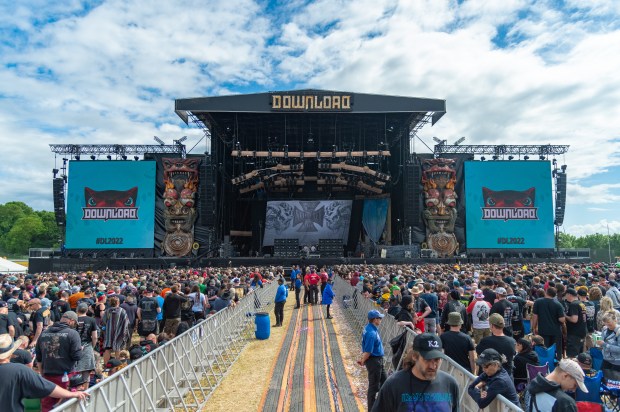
[255,312,270,340]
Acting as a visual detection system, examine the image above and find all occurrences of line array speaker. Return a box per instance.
[199,154,216,227]
[52,178,65,227]
[554,171,567,226]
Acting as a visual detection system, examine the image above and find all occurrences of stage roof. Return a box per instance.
[175,89,446,147]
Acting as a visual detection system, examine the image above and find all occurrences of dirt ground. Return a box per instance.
[203,304,294,412]
[202,301,364,412]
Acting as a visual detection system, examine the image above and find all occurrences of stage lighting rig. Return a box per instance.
[52,169,59,178]
[121,155,127,160]
[524,156,529,160]
[90,155,96,160]
[134,156,139,161]
[107,155,112,160]
[508,156,514,160]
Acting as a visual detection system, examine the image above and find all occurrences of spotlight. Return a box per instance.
[480,156,486,161]
[74,155,80,160]
[121,155,127,160]
[492,155,499,160]
[107,155,112,160]
[134,156,139,161]
[508,156,514,160]
[52,168,59,178]
[90,155,96,160]
[524,156,529,160]
[561,164,567,172]
[539,155,545,160]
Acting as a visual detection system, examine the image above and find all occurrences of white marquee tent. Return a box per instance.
[0,257,27,273]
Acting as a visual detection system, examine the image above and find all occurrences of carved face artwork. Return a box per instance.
[421,158,458,257]
[161,158,201,257]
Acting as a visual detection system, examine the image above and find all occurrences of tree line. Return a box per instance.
[0,202,62,257]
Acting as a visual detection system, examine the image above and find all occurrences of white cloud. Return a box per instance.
[567,183,620,204]
[566,219,620,237]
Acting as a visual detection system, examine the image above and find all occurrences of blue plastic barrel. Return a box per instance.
[255,312,271,340]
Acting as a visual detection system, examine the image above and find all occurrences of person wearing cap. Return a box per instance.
[26,298,50,349]
[372,333,459,412]
[576,352,597,377]
[531,286,566,361]
[467,289,492,344]
[524,358,586,412]
[410,285,431,332]
[476,313,517,377]
[0,334,89,412]
[35,311,83,412]
[75,303,99,388]
[358,310,387,411]
[468,348,520,409]
[441,312,476,373]
[564,288,587,358]
[490,286,515,337]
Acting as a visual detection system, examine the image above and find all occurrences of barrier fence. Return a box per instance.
[52,282,278,412]
[333,276,523,412]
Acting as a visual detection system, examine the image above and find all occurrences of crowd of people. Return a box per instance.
[3,260,620,411]
[0,266,278,411]
[342,261,620,411]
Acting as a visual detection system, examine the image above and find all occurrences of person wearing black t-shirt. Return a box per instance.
[490,287,514,337]
[564,289,587,357]
[372,333,459,412]
[531,287,565,361]
[137,288,161,337]
[441,312,476,373]
[476,314,517,377]
[75,304,98,387]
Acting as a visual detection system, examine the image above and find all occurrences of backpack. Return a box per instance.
[50,301,61,322]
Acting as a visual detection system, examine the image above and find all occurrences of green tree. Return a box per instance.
[31,211,62,249]
[0,201,33,237]
[0,214,45,255]
[557,232,577,248]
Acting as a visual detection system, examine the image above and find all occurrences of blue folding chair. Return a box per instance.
[523,319,531,335]
[590,347,604,371]
[534,343,557,372]
[577,370,604,403]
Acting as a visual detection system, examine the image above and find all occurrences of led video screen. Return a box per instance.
[465,161,554,250]
[263,200,352,246]
[65,161,156,249]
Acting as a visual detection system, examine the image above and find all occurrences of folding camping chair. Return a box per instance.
[590,347,604,371]
[577,370,603,404]
[534,343,557,372]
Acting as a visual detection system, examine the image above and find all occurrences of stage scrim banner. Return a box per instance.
[65,161,156,249]
[465,161,554,250]
[263,200,352,246]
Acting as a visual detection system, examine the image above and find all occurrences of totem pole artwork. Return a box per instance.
[421,158,458,257]
[162,158,201,257]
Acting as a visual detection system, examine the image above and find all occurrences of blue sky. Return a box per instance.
[0,0,619,237]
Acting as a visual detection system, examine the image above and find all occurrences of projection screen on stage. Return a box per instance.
[65,161,156,249]
[263,200,352,246]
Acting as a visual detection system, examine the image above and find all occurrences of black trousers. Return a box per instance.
[295,288,301,308]
[275,301,285,325]
[310,284,319,304]
[366,356,387,411]
[541,333,563,360]
[303,286,310,304]
[326,304,331,317]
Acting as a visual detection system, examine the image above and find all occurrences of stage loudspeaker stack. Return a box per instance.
[554,171,567,226]
[274,238,299,257]
[319,239,343,258]
[403,156,421,228]
[199,154,217,227]
[52,178,66,227]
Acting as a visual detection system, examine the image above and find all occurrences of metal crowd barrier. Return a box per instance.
[333,277,523,412]
[52,283,278,412]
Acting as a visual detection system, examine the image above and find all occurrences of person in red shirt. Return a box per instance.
[319,269,329,302]
[303,270,312,305]
[308,270,321,305]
